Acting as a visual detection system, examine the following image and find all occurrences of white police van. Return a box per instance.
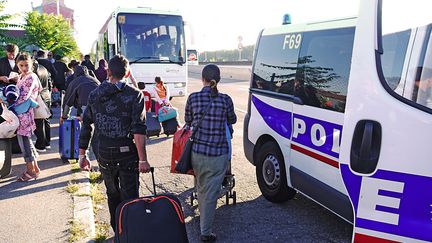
[243,0,432,242]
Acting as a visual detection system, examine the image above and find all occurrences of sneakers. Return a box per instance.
[200,233,217,242]
[46,145,51,150]
[36,148,46,153]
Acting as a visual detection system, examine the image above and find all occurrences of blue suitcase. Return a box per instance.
[59,118,81,163]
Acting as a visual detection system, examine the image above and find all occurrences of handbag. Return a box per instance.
[174,96,215,174]
[158,105,178,122]
[0,103,19,138]
[171,126,194,175]
[34,95,51,119]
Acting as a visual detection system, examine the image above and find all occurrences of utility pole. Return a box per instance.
[56,0,60,15]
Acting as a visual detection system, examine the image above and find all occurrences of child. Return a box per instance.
[137,82,152,112]
[14,52,42,182]
[153,76,170,115]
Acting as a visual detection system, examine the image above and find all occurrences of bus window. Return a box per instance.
[412,29,432,109]
[296,27,355,112]
[252,33,302,95]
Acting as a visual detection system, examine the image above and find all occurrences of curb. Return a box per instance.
[73,170,96,243]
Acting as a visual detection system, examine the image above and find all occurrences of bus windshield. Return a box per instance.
[117,13,186,64]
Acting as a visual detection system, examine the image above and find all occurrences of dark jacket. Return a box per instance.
[53,61,70,91]
[34,62,52,103]
[81,60,95,72]
[0,57,19,86]
[36,58,58,83]
[63,66,100,109]
[79,81,147,149]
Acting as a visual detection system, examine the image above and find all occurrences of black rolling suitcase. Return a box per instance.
[162,118,178,136]
[115,168,189,243]
[0,138,12,178]
[146,112,161,137]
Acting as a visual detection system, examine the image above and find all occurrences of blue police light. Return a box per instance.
[283,14,291,25]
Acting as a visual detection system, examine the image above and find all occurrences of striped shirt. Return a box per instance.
[185,86,237,156]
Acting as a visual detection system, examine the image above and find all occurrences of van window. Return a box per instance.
[381,30,411,90]
[252,33,302,95]
[412,29,432,109]
[296,27,355,112]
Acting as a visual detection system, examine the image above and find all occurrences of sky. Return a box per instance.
[4,0,432,54]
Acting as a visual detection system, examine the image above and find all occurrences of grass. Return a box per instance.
[68,220,88,243]
[66,182,80,194]
[94,222,110,243]
[91,184,106,213]
[71,164,81,173]
[89,171,103,184]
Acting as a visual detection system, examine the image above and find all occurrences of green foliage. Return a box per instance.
[0,0,24,52]
[24,11,80,58]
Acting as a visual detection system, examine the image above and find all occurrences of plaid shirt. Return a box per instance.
[185,86,237,157]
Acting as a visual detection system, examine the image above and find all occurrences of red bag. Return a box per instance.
[171,126,194,175]
[142,91,152,112]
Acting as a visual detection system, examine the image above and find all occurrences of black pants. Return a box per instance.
[96,144,139,231]
[34,118,51,149]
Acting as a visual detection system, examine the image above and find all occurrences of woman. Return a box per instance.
[15,52,41,181]
[94,59,108,82]
[184,64,237,242]
[153,76,170,115]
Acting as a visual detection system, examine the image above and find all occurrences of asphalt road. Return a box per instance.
[133,71,353,243]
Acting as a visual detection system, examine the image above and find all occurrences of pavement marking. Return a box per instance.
[235,108,247,114]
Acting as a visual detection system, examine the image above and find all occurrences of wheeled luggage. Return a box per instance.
[115,168,189,243]
[162,118,178,136]
[59,118,80,162]
[0,138,12,178]
[146,112,161,137]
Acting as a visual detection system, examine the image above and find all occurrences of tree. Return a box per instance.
[24,11,79,58]
[0,0,22,45]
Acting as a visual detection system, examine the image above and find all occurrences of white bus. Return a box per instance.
[244,0,432,242]
[96,7,187,96]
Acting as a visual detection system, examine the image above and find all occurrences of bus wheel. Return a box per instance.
[256,141,296,203]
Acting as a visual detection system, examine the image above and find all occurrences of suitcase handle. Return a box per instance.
[150,167,156,195]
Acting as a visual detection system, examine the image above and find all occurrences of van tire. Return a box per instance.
[256,141,296,202]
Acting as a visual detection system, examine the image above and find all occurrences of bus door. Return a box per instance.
[339,0,432,242]
[289,25,355,221]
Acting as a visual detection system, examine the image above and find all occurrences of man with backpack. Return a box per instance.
[78,55,151,231]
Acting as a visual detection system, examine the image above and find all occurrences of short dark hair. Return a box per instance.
[54,54,62,61]
[84,54,90,59]
[137,82,146,90]
[155,76,162,83]
[37,50,46,58]
[5,44,18,53]
[108,55,129,79]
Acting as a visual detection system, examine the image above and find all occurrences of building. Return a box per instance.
[32,0,75,28]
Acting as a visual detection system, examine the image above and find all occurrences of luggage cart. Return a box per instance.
[190,161,236,206]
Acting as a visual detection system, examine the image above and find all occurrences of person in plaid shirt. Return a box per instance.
[185,64,237,242]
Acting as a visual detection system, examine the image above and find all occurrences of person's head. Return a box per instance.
[5,44,19,60]
[73,65,89,78]
[98,59,107,68]
[36,50,46,59]
[16,52,33,75]
[202,64,220,97]
[155,76,163,84]
[137,82,146,90]
[108,55,129,81]
[84,54,91,61]
[47,51,53,59]
[68,59,79,70]
[54,54,62,61]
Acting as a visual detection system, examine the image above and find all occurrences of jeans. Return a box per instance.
[17,135,38,163]
[191,152,228,236]
[34,118,51,149]
[95,143,139,231]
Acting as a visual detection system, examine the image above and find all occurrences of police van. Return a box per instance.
[243,0,432,242]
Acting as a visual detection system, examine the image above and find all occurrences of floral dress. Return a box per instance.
[15,73,40,137]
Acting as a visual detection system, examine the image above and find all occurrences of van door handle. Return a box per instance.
[350,120,382,174]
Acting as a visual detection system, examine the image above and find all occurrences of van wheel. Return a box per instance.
[256,141,296,203]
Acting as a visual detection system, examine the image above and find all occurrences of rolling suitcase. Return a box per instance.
[162,118,178,136]
[59,118,81,163]
[115,168,188,243]
[146,112,161,137]
[0,138,12,178]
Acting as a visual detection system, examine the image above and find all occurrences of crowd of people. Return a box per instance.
[0,43,237,242]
